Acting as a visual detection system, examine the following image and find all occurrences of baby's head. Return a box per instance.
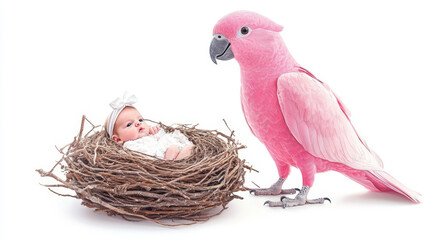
[106,93,150,144]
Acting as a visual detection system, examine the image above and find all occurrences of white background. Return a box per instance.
[1,0,428,239]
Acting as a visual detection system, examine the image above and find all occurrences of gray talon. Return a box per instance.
[250,189,255,195]
[324,197,331,203]
[264,200,271,206]
[280,195,288,201]
[294,188,301,193]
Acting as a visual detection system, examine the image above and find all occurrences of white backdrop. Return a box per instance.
[1,0,428,239]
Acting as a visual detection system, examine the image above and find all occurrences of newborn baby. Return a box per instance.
[106,93,194,160]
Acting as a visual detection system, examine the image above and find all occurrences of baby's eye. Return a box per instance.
[139,119,143,122]
[126,123,132,127]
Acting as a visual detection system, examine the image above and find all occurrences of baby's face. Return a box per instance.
[112,107,150,143]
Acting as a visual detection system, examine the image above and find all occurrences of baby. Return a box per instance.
[106,93,194,160]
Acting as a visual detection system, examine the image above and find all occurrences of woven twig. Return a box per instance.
[37,116,254,226]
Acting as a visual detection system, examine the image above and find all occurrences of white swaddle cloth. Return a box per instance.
[123,128,193,159]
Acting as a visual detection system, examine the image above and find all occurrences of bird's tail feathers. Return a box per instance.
[367,170,422,203]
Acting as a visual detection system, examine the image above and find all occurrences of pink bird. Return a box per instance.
[209,11,421,207]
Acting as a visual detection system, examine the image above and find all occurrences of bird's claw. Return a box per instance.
[280,195,290,202]
[305,197,331,204]
[249,187,299,196]
[263,200,288,208]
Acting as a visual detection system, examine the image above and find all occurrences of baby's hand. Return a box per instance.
[149,126,160,135]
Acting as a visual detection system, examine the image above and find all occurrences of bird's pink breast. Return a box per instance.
[241,69,302,169]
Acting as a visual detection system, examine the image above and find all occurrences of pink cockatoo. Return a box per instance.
[209,11,421,207]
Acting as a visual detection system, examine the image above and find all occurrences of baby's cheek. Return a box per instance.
[128,130,139,141]
[119,129,136,142]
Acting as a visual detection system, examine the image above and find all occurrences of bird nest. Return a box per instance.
[37,116,253,226]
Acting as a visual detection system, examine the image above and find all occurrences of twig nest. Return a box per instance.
[37,116,252,225]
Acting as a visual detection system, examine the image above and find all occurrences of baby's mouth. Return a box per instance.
[139,127,144,133]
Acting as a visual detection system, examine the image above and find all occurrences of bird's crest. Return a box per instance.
[213,11,283,38]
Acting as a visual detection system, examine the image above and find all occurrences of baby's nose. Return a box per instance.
[135,122,141,127]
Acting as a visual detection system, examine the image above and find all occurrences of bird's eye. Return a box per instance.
[237,26,251,38]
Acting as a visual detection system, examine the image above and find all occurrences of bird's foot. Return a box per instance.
[264,186,331,208]
[250,178,300,196]
[250,188,300,196]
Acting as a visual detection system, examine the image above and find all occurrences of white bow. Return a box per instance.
[110,92,138,110]
[106,92,138,137]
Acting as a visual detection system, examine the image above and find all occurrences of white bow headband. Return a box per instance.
[106,92,138,138]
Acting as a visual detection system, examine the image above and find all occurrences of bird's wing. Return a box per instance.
[277,72,383,170]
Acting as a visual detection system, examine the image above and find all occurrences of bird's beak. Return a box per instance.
[210,34,234,64]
